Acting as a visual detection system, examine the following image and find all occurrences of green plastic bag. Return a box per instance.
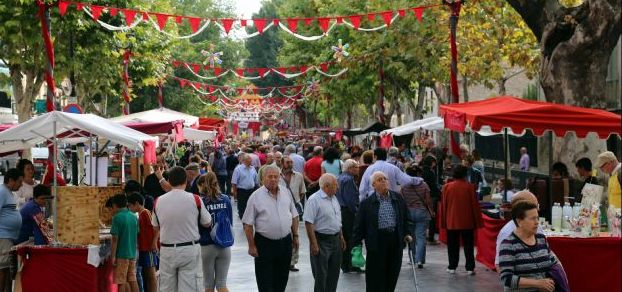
[351,245,366,268]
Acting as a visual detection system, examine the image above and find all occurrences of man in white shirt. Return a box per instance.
[242,165,299,292]
[285,144,306,174]
[304,174,345,292]
[152,166,212,292]
[279,156,307,271]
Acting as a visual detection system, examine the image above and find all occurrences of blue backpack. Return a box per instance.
[206,196,234,248]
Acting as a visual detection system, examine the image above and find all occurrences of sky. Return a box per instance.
[234,0,262,19]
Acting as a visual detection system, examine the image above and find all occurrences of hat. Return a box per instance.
[185,163,200,171]
[595,151,617,168]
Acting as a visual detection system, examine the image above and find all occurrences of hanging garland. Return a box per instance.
[57,1,441,41]
[173,76,308,98]
[172,59,347,80]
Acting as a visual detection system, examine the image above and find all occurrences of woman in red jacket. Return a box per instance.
[441,165,483,275]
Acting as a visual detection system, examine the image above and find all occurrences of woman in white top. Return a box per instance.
[15,159,37,208]
[321,147,342,176]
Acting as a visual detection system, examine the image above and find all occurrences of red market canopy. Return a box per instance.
[198,117,225,131]
[439,96,622,139]
[122,120,183,135]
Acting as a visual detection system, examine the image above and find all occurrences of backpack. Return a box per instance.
[204,195,234,248]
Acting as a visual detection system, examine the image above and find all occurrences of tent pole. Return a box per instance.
[548,131,554,221]
[503,128,509,202]
[52,120,58,242]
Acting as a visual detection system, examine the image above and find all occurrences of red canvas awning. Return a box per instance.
[198,117,225,131]
[122,120,183,135]
[439,96,622,138]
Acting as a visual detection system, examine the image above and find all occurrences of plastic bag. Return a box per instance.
[351,245,366,268]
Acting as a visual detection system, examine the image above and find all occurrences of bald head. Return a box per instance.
[510,190,538,206]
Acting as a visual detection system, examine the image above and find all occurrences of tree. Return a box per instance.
[505,0,621,107]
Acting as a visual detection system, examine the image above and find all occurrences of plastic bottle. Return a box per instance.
[562,203,573,231]
[551,202,563,231]
[572,203,582,219]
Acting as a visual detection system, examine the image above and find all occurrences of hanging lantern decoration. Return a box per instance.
[331,39,350,62]
[201,43,224,67]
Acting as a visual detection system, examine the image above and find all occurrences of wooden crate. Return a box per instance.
[56,187,99,245]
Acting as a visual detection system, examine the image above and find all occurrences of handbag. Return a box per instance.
[351,245,366,268]
[412,185,435,218]
[547,261,570,292]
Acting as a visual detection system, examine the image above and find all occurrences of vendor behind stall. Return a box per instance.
[17,185,53,245]
[596,151,621,209]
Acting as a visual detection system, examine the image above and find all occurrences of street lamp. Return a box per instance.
[558,0,584,8]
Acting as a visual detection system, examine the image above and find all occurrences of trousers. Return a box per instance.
[365,230,402,292]
[310,233,342,292]
[254,233,293,292]
[446,229,475,271]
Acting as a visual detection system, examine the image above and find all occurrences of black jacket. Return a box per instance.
[351,191,412,252]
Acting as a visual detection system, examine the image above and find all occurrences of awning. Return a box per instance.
[381,117,444,136]
[183,128,216,141]
[440,96,622,138]
[122,120,184,135]
[344,121,390,136]
[110,107,199,128]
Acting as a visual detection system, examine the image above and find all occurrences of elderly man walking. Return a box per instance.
[336,159,361,273]
[152,166,212,292]
[242,165,300,292]
[304,174,346,292]
[359,148,423,202]
[353,171,413,292]
[232,154,259,219]
[280,155,307,272]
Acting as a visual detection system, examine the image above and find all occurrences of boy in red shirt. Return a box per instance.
[127,193,159,292]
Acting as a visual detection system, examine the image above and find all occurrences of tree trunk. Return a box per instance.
[462,76,470,102]
[506,0,621,107]
[498,78,507,95]
[9,65,44,123]
[346,107,352,129]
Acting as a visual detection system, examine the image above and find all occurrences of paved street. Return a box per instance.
[227,202,502,291]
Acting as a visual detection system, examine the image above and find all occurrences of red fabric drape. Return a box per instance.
[143,140,156,165]
[122,50,131,115]
[174,122,184,142]
[379,134,393,148]
[475,213,508,271]
[248,122,261,133]
[232,121,239,135]
[38,2,56,112]
[547,237,622,292]
[18,247,116,292]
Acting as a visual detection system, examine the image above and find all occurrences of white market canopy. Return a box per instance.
[381,116,445,136]
[183,128,216,141]
[0,111,157,153]
[110,107,199,127]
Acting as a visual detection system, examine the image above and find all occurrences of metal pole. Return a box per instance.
[548,131,554,221]
[503,128,509,202]
[52,120,58,242]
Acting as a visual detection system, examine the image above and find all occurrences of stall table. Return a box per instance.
[18,246,116,292]
[475,213,508,271]
[547,236,622,292]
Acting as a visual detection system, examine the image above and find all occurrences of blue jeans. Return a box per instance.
[136,264,144,292]
[408,208,430,264]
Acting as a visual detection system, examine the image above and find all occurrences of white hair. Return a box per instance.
[284,144,296,155]
[261,164,281,180]
[319,173,337,188]
[341,153,351,161]
[342,159,359,172]
[370,171,388,184]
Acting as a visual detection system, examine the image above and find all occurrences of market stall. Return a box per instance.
[0,111,156,292]
[183,127,217,141]
[110,107,199,128]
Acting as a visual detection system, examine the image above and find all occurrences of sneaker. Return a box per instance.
[467,270,476,276]
[289,265,299,272]
[417,263,424,269]
[446,269,456,274]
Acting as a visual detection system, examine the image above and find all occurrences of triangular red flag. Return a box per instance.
[240,19,247,27]
[175,16,183,24]
[188,17,202,32]
[272,19,279,26]
[123,9,137,26]
[287,19,298,33]
[412,7,424,23]
[320,63,329,72]
[237,89,244,96]
[289,66,298,73]
[142,12,150,22]
[253,19,266,34]
[254,88,259,94]
[192,64,201,73]
[58,1,70,17]
[381,11,393,27]
[193,82,203,89]
[154,13,169,30]
[179,79,187,88]
[304,18,312,26]
[318,18,330,33]
[109,8,118,17]
[257,68,268,76]
[91,5,104,21]
[235,69,245,76]
[221,19,234,34]
[336,17,343,24]
[172,60,181,67]
[367,13,376,21]
[276,67,287,74]
[398,9,406,17]
[213,67,222,76]
[349,15,362,30]
[76,3,84,11]
[299,65,308,73]
[208,86,215,93]
[246,68,255,74]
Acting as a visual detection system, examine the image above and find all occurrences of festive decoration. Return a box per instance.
[304,78,320,97]
[201,44,223,68]
[331,39,349,62]
[172,59,347,80]
[56,1,442,41]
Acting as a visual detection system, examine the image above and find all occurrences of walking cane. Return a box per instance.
[408,243,419,292]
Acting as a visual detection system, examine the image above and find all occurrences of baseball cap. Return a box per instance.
[595,151,617,168]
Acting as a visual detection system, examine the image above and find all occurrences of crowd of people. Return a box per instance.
[0,138,620,292]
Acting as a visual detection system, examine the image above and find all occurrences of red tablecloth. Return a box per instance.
[18,246,116,292]
[475,214,508,271]
[547,237,622,292]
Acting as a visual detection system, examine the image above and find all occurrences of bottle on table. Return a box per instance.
[562,202,573,231]
[552,202,563,231]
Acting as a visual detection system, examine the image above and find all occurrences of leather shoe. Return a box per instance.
[289,265,299,272]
